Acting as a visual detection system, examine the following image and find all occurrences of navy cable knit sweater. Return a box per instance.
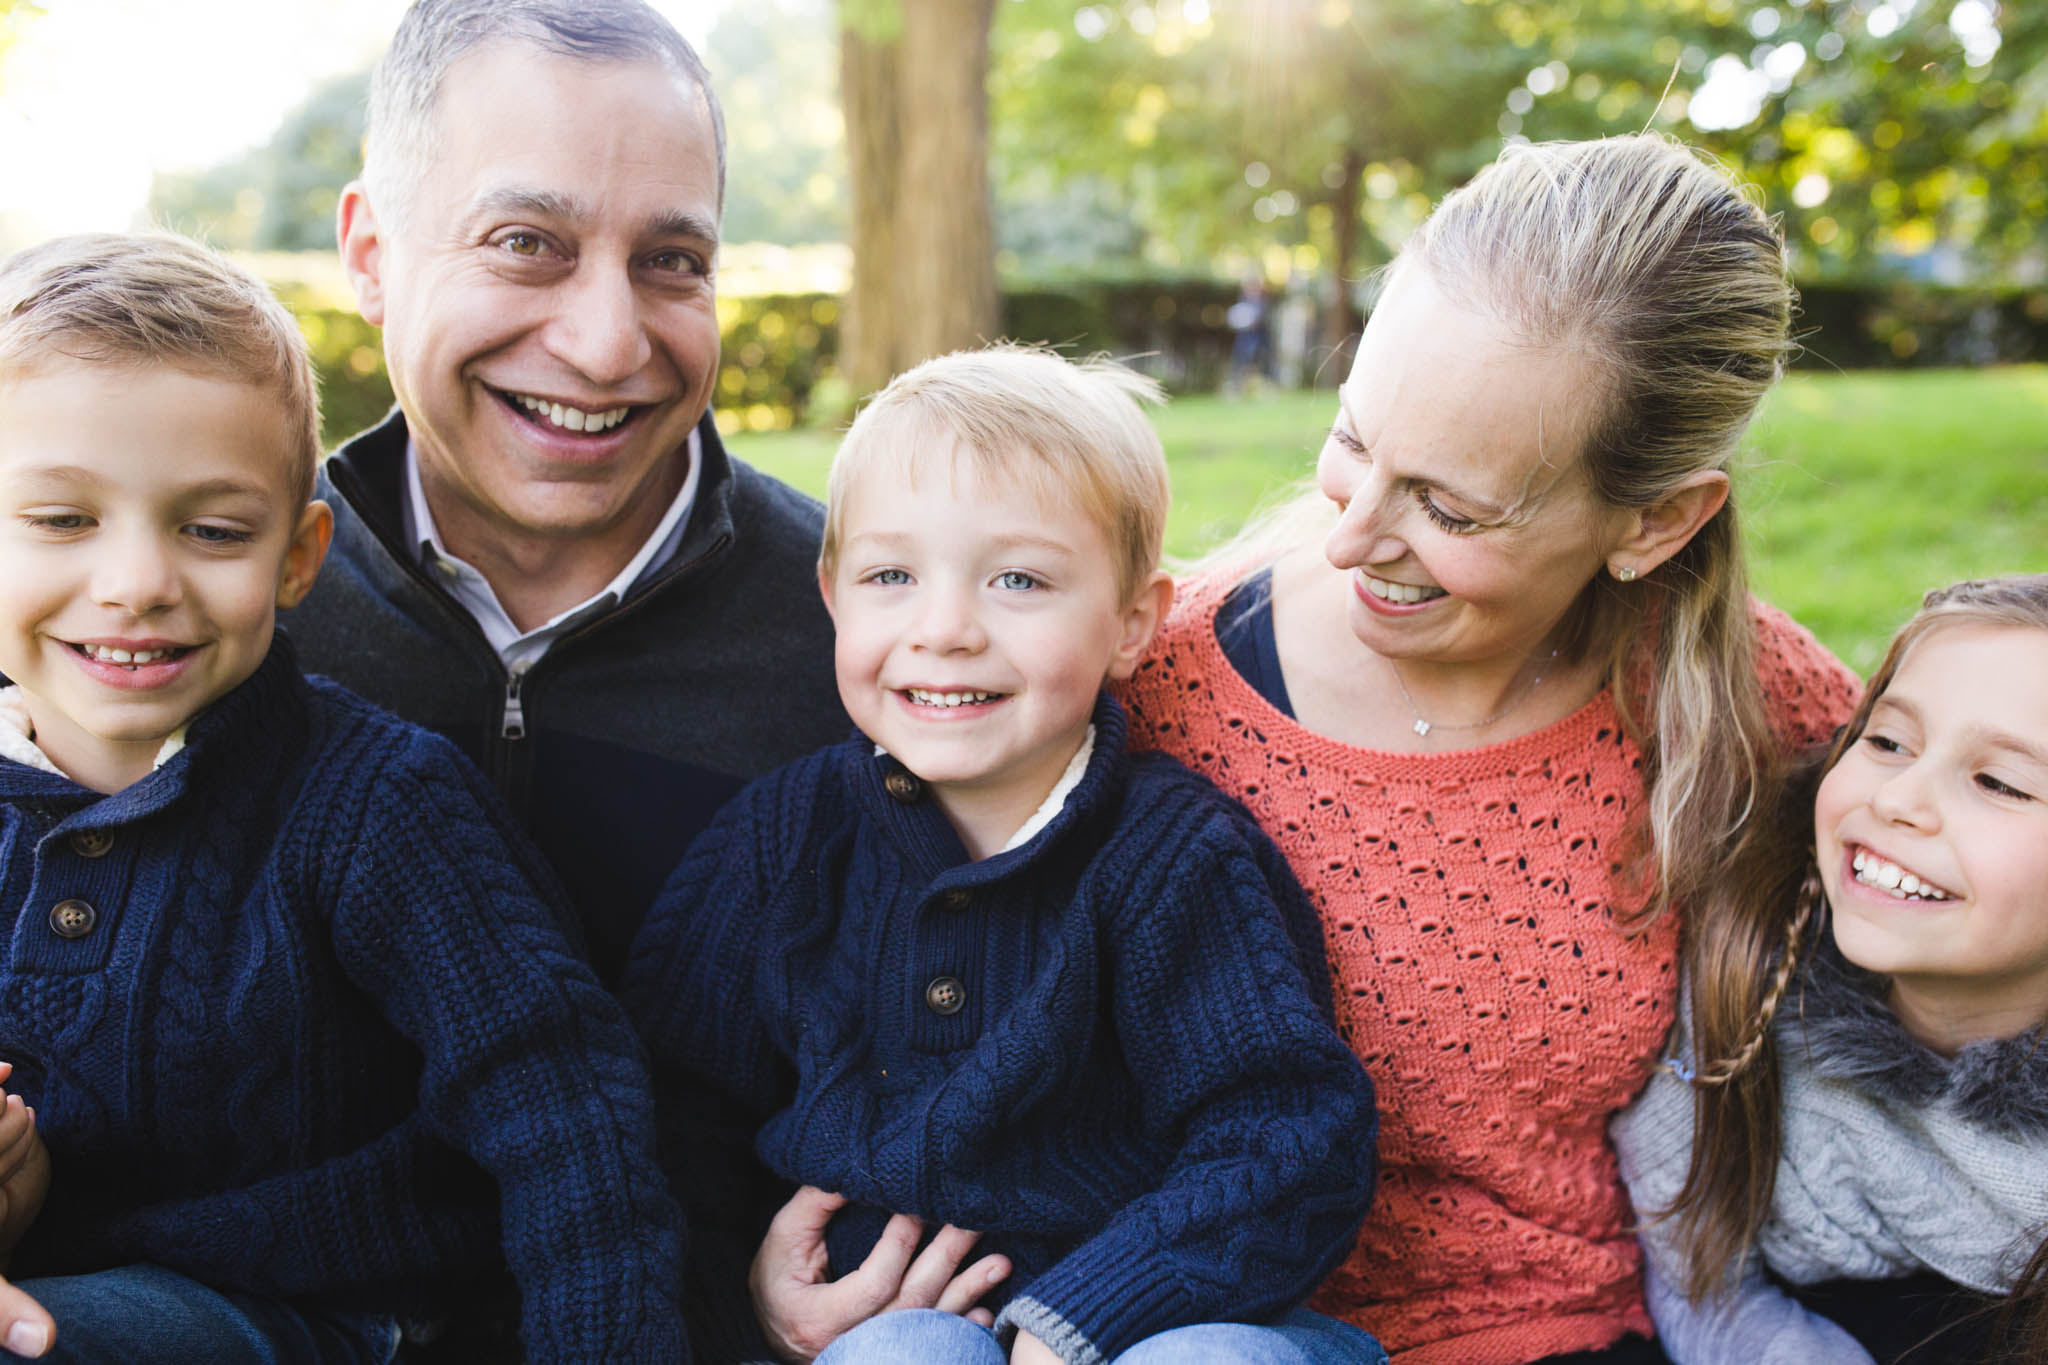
[0,635,682,1362]
[623,694,1378,1364]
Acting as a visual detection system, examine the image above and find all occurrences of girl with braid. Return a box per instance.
[1614,576,2048,1364]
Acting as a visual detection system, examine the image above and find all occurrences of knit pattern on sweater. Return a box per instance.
[0,638,682,1362]
[1115,571,1859,1365]
[1616,936,2048,1305]
[623,695,1379,1365]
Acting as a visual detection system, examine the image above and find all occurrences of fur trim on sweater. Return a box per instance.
[1786,929,2048,1138]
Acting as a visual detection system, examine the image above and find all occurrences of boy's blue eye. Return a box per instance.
[995,571,1040,591]
[870,568,911,586]
[186,524,255,545]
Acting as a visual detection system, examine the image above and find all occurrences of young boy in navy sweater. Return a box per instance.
[623,346,1383,1365]
[0,233,681,1363]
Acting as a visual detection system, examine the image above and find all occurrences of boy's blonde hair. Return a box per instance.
[0,233,322,508]
[821,345,1170,604]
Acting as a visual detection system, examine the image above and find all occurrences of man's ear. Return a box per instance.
[1606,471,1729,582]
[276,500,335,610]
[337,182,388,326]
[1107,570,1175,682]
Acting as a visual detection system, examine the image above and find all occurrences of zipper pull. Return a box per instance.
[502,664,529,740]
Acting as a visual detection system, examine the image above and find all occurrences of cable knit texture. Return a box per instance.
[622,694,1379,1365]
[0,635,683,1362]
[1115,570,1859,1365]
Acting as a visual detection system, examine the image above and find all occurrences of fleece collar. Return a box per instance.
[1787,930,2048,1138]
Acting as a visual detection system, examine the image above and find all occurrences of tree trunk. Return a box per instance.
[1318,144,1368,386]
[839,0,999,400]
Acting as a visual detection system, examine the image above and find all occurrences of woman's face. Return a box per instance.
[1318,266,1633,671]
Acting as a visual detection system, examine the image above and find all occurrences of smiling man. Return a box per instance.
[287,0,844,987]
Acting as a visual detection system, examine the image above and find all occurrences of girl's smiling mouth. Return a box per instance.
[1849,845,1955,902]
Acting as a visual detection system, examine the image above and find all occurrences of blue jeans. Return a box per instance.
[815,1307,1388,1364]
[8,1264,398,1365]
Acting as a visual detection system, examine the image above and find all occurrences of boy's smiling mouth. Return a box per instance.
[902,688,1007,710]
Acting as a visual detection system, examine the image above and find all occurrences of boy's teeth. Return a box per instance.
[1361,572,1447,605]
[85,644,172,665]
[1850,848,1951,901]
[513,393,630,432]
[907,689,1000,708]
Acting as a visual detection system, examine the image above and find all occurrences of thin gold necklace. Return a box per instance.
[1387,648,1560,737]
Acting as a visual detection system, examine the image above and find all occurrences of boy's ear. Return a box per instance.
[276,500,334,610]
[1107,570,1175,683]
[1607,470,1729,582]
[337,182,388,326]
[817,565,838,622]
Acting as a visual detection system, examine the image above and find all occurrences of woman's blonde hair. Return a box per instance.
[1673,575,2048,1346]
[1218,133,1795,927]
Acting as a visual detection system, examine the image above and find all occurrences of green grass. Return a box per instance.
[728,366,2048,675]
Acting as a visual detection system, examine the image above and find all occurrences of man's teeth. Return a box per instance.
[1360,572,1447,605]
[906,689,1001,708]
[513,394,630,433]
[1851,848,1951,901]
[81,644,181,667]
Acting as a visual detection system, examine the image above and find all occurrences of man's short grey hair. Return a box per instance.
[363,0,726,225]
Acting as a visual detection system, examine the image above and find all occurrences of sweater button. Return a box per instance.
[939,889,973,911]
[49,899,96,939]
[67,829,115,859]
[924,976,966,1016]
[884,771,922,803]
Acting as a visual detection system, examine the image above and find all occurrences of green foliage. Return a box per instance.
[988,0,2046,283]
[706,1,848,245]
[150,72,367,252]
[730,368,2048,671]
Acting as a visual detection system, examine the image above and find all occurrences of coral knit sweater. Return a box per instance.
[1117,570,1860,1365]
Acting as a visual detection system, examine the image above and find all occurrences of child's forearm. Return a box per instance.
[1643,1261,1875,1365]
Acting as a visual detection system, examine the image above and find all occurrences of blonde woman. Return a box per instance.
[1117,135,1861,1364]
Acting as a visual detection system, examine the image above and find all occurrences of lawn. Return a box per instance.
[727,365,2048,675]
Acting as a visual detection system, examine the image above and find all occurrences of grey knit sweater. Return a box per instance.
[1611,939,2048,1365]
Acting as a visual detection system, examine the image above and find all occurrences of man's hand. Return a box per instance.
[0,1065,49,1261]
[749,1186,1011,1363]
[0,1270,51,1359]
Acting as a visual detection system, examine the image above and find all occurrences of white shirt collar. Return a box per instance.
[0,686,187,779]
[401,428,701,669]
[875,725,1098,857]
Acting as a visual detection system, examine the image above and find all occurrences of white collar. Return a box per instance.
[400,428,701,664]
[0,686,188,780]
[1000,726,1096,853]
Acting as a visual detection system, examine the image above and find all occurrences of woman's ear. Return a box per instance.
[1605,470,1730,582]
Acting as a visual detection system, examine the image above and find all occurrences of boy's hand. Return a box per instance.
[0,1066,47,1259]
[1009,1330,1063,1364]
[750,1186,1011,1362]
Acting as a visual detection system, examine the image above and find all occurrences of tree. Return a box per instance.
[840,0,1001,395]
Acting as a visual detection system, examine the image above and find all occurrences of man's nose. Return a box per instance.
[545,267,655,388]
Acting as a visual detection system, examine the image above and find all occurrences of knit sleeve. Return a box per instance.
[1751,601,1861,750]
[618,762,818,1363]
[329,729,685,1365]
[996,786,1378,1363]
[1609,1014,1877,1365]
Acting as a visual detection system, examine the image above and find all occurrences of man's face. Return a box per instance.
[342,43,721,557]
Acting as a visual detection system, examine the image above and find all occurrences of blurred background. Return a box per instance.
[0,0,2042,665]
